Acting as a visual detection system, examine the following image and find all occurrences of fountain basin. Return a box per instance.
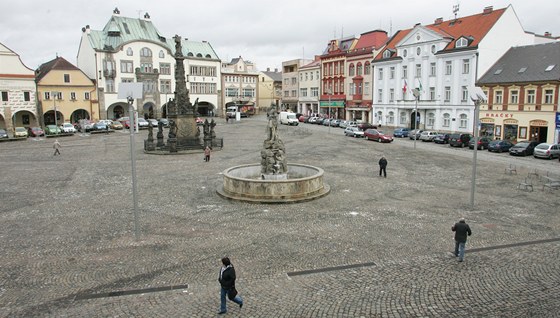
[217,163,330,203]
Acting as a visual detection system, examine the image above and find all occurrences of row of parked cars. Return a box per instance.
[393,128,560,159]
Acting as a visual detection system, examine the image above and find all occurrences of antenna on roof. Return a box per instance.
[453,3,460,20]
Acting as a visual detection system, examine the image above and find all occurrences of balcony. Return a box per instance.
[103,69,116,78]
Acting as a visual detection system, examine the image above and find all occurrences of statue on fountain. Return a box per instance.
[261,103,287,176]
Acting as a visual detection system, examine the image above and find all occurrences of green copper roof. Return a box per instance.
[87,15,220,59]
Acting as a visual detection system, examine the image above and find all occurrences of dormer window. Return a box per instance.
[403,49,408,57]
[383,50,392,59]
[455,37,468,48]
[126,48,133,56]
[159,50,165,58]
[545,64,556,72]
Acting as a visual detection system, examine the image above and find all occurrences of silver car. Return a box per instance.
[344,126,364,138]
[533,143,560,159]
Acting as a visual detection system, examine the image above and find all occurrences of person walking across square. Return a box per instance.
[378,156,387,178]
[452,218,472,262]
[53,139,62,156]
[204,146,211,162]
[218,257,243,314]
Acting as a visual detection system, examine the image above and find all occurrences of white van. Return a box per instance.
[279,112,299,126]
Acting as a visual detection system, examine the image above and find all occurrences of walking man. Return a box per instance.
[204,146,211,162]
[218,257,243,314]
[378,156,387,178]
[53,139,62,156]
[452,217,472,262]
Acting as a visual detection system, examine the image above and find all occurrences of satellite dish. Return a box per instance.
[412,88,420,98]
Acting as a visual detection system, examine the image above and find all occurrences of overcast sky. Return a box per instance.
[1,0,558,72]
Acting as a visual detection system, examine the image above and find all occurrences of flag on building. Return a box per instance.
[417,79,423,92]
[402,80,408,95]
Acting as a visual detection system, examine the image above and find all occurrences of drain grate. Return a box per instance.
[287,262,376,277]
[75,284,188,300]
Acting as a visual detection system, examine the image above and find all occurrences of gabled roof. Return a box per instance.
[35,56,80,82]
[374,7,506,61]
[347,30,389,58]
[477,41,560,84]
[86,14,219,59]
[261,71,282,82]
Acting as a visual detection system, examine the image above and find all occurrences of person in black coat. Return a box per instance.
[218,257,243,314]
[378,156,388,177]
[452,218,472,262]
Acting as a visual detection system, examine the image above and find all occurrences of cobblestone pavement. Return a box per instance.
[1,115,559,317]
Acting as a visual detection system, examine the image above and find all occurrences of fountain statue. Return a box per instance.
[261,103,287,179]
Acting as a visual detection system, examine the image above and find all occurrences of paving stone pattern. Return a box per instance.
[1,116,559,317]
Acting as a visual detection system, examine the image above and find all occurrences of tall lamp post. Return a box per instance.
[469,87,487,209]
[52,91,59,135]
[326,88,332,134]
[412,88,420,149]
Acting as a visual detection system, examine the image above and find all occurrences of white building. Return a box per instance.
[282,59,312,112]
[77,8,221,120]
[297,58,321,116]
[0,42,37,135]
[221,56,259,117]
[371,5,546,133]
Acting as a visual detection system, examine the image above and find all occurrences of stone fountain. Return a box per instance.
[217,103,330,203]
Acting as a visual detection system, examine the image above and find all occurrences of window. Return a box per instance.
[364,62,371,75]
[1,91,8,101]
[140,47,152,57]
[291,78,297,85]
[389,88,394,102]
[84,92,90,100]
[311,87,319,97]
[70,92,76,100]
[383,50,391,58]
[349,83,355,95]
[357,83,362,95]
[106,79,115,93]
[378,68,383,80]
[121,78,134,83]
[378,89,383,102]
[243,88,255,97]
[43,91,50,100]
[291,90,297,97]
[310,72,313,80]
[400,112,407,124]
[126,48,133,56]
[462,86,469,102]
[495,91,503,104]
[364,83,370,95]
[160,80,172,93]
[120,60,134,73]
[510,90,518,104]
[459,114,468,128]
[545,65,556,72]
[431,45,436,54]
[444,86,451,102]
[427,113,435,126]
[226,88,238,97]
[24,91,30,101]
[305,73,308,81]
[357,63,362,76]
[526,89,536,104]
[544,89,554,104]
[443,113,450,127]
[415,64,422,77]
[160,63,171,75]
[388,111,394,124]
[159,50,165,58]
[390,67,395,79]
[53,92,62,99]
[300,74,303,82]
[300,88,308,97]
[349,64,355,76]
[402,66,407,78]
[143,80,155,93]
[430,63,436,76]
[462,59,470,74]
[429,87,435,100]
[456,38,468,48]
[140,63,153,73]
[64,74,70,83]
[416,47,421,55]
[403,49,407,57]
[445,61,452,75]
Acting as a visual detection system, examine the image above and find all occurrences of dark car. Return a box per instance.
[487,140,514,153]
[364,129,393,143]
[433,133,450,144]
[27,127,45,137]
[449,133,473,147]
[393,128,410,138]
[468,137,492,150]
[357,123,376,131]
[509,141,539,156]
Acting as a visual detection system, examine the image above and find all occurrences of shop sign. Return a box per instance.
[484,113,514,118]
[530,120,548,127]
[556,112,560,129]
[480,118,495,123]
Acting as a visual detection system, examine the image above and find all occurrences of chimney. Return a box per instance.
[113,7,120,15]
[544,31,551,37]
[267,67,270,71]
[274,68,278,72]
[434,17,443,25]
[143,12,150,20]
[483,6,493,14]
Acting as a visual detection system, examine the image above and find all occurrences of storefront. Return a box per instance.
[319,100,344,118]
[481,111,556,144]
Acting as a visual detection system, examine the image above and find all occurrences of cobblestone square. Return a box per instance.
[1,116,559,317]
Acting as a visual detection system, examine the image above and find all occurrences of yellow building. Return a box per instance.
[36,56,99,127]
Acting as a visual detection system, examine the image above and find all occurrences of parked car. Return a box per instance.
[158,118,169,127]
[449,133,473,147]
[357,123,376,131]
[110,121,123,130]
[315,117,325,125]
[76,120,94,132]
[393,128,410,138]
[14,127,28,138]
[344,126,364,138]
[533,143,560,159]
[322,118,332,126]
[330,119,341,127]
[93,121,108,131]
[487,140,514,153]
[468,137,492,150]
[409,129,424,140]
[60,123,77,133]
[364,129,393,143]
[0,129,8,139]
[137,118,150,129]
[45,125,62,135]
[346,121,357,127]
[148,119,159,127]
[509,141,539,156]
[308,117,318,124]
[419,131,438,142]
[27,127,44,137]
[433,133,450,144]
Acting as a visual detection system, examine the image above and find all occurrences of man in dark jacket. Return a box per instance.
[378,156,388,177]
[218,257,243,314]
[452,218,472,262]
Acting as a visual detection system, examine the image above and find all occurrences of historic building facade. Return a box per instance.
[297,58,321,116]
[281,59,312,112]
[257,68,282,113]
[0,42,37,135]
[371,5,547,133]
[77,8,221,120]
[221,56,259,117]
[477,42,560,144]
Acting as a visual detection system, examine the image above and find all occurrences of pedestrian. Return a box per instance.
[204,146,211,162]
[105,123,109,134]
[452,217,472,262]
[226,116,229,123]
[218,257,243,314]
[53,139,62,156]
[378,156,387,178]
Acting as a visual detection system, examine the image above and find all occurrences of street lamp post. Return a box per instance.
[52,91,59,135]
[326,88,332,134]
[469,88,487,209]
[412,89,420,149]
